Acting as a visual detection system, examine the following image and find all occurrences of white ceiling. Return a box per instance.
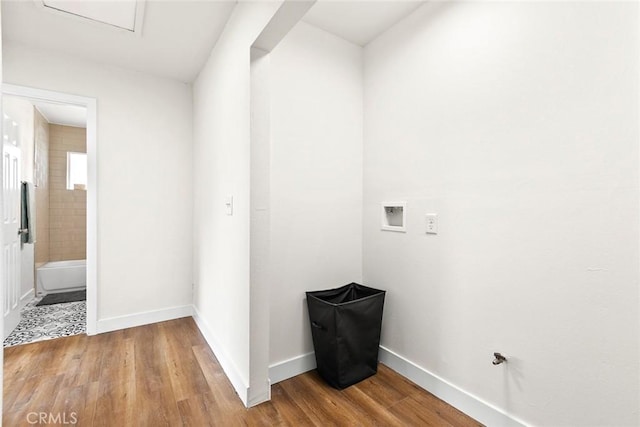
[2,0,236,83]
[302,0,425,47]
[2,0,425,84]
[34,101,87,128]
[42,0,140,32]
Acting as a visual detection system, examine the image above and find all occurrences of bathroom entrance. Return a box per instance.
[1,84,97,346]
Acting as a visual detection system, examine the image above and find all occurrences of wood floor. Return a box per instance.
[3,318,481,426]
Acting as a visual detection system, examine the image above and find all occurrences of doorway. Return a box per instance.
[1,84,97,345]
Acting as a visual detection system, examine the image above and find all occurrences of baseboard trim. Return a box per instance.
[192,305,250,407]
[269,351,316,384]
[247,379,271,407]
[379,346,527,427]
[96,305,192,334]
[20,288,34,305]
[93,305,526,425]
[267,346,526,426]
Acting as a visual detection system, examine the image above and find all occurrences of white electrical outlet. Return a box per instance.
[426,214,438,234]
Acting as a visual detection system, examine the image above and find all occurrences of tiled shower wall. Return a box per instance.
[48,124,86,261]
[34,109,49,267]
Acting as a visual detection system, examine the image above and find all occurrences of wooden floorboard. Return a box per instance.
[3,317,482,426]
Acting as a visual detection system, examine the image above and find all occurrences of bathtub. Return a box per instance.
[36,260,86,296]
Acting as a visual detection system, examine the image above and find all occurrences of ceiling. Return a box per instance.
[34,101,87,128]
[41,0,141,32]
[2,0,425,84]
[2,0,236,83]
[302,0,425,47]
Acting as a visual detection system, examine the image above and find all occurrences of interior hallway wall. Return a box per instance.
[48,124,86,262]
[191,0,282,405]
[3,41,194,322]
[268,21,363,368]
[362,2,639,426]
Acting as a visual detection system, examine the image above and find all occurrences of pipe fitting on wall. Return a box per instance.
[492,352,507,365]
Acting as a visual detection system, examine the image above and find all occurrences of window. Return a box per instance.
[67,152,87,190]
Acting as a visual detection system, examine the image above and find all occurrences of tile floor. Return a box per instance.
[3,297,86,347]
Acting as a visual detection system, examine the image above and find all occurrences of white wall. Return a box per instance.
[3,42,194,324]
[0,7,7,411]
[268,21,363,367]
[191,1,281,405]
[3,96,35,305]
[249,47,271,405]
[363,2,639,426]
[0,1,4,411]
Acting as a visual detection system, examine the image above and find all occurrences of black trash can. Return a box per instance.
[306,282,386,389]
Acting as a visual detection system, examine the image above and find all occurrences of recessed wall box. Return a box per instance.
[381,202,406,232]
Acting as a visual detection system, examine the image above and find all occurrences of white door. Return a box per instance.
[3,113,21,338]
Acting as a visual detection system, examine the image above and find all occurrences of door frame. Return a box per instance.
[2,83,97,335]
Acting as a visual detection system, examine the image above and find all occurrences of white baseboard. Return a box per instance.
[379,346,527,427]
[20,288,34,305]
[267,346,526,426]
[192,305,250,407]
[247,379,271,408]
[269,352,316,384]
[94,304,525,426]
[96,305,192,334]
